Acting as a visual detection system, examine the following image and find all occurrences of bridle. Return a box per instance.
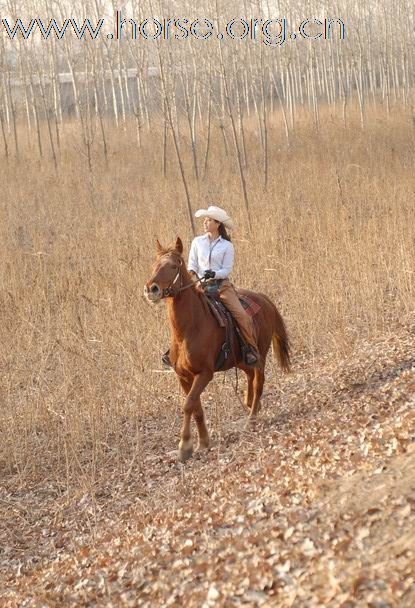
[158,254,203,298]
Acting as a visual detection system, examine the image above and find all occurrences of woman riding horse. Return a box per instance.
[144,208,291,462]
[163,205,260,367]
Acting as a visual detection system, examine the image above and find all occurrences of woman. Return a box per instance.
[163,205,260,366]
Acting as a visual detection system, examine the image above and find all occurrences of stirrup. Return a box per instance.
[245,347,259,366]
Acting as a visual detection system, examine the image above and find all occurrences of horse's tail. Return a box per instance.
[267,300,291,373]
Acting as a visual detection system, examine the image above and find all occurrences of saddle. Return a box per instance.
[205,291,261,370]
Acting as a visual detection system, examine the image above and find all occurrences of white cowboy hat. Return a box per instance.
[194,205,235,230]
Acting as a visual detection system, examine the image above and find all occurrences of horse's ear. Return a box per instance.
[156,239,163,255]
[175,237,183,254]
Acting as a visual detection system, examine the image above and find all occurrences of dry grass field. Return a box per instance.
[0,102,414,605]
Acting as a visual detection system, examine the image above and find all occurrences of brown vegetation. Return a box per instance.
[0,102,414,604]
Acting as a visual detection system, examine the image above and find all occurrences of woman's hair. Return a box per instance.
[218,222,231,241]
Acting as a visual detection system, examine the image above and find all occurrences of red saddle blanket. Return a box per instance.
[205,293,261,329]
[239,294,262,318]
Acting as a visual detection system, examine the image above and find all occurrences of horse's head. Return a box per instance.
[144,237,186,303]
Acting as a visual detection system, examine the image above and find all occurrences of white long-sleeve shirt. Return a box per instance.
[188,234,234,279]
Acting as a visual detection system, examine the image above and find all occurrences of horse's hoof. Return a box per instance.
[246,417,257,430]
[178,447,193,462]
[178,439,193,462]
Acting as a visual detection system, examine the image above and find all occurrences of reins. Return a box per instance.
[159,254,205,298]
[164,276,204,298]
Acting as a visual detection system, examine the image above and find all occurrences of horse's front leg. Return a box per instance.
[179,371,213,462]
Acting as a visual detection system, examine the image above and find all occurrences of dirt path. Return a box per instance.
[1,319,414,607]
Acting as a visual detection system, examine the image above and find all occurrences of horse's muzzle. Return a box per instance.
[144,282,162,302]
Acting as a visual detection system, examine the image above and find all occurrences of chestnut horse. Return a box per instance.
[144,237,290,462]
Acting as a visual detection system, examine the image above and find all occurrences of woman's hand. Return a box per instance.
[204,270,216,280]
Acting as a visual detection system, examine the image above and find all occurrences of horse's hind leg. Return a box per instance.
[248,368,265,425]
[193,397,210,452]
[243,368,255,411]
